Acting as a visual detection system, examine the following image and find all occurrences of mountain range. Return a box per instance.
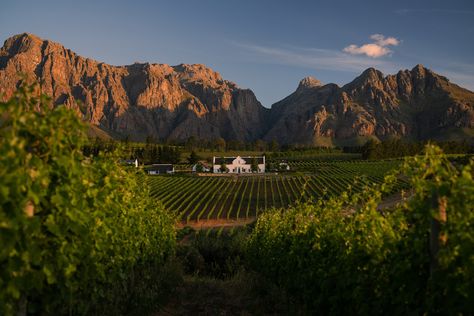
[1,33,473,145]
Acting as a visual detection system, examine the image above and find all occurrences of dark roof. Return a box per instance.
[145,164,174,173]
[214,157,236,165]
[195,161,211,168]
[214,156,264,165]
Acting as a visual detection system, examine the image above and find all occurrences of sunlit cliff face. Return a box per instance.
[1,33,473,145]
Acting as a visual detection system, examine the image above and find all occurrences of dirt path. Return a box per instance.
[156,274,289,315]
[156,277,252,316]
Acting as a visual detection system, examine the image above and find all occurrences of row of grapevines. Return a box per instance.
[248,146,474,314]
[149,167,406,221]
[0,86,176,315]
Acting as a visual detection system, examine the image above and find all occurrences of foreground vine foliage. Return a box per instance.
[248,145,474,314]
[0,84,176,315]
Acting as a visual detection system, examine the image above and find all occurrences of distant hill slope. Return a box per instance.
[1,33,473,145]
[87,125,113,140]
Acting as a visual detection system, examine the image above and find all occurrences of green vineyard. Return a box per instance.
[149,160,406,222]
[287,159,402,176]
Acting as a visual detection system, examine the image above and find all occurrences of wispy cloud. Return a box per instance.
[441,71,474,90]
[370,34,400,46]
[435,62,474,91]
[395,8,474,16]
[230,41,474,91]
[231,41,401,74]
[343,34,400,58]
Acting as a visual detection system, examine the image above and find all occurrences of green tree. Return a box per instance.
[269,139,280,152]
[251,157,259,173]
[254,139,266,151]
[195,164,204,173]
[361,139,380,159]
[159,145,181,164]
[188,150,201,164]
[171,146,181,164]
[265,161,274,172]
[185,136,198,151]
[214,137,226,151]
[219,158,229,173]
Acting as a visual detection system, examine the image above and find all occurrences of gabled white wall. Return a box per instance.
[213,156,266,174]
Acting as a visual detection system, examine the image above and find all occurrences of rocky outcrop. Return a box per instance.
[0,33,269,141]
[1,33,473,145]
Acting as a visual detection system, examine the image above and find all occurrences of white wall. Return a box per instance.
[213,156,265,173]
[213,163,265,173]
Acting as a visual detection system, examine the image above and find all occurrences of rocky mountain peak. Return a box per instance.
[2,33,41,55]
[6,32,41,45]
[173,63,227,87]
[0,33,269,142]
[268,64,474,145]
[297,76,323,90]
[1,33,473,145]
[412,64,426,74]
[342,67,385,93]
[359,67,384,82]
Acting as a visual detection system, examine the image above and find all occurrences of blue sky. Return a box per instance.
[1,0,473,107]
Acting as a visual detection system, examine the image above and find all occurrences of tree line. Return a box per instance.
[82,137,332,165]
[96,134,338,153]
[83,136,473,164]
[83,140,181,164]
[360,139,473,159]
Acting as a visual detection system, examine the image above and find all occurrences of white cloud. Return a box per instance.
[370,34,400,46]
[343,43,392,58]
[230,41,401,74]
[343,34,400,58]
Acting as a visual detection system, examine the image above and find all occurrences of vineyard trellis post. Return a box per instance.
[429,189,448,276]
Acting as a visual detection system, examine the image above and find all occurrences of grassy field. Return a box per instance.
[148,159,406,222]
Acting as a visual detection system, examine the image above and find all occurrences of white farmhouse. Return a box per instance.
[213,156,265,173]
[146,164,175,175]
